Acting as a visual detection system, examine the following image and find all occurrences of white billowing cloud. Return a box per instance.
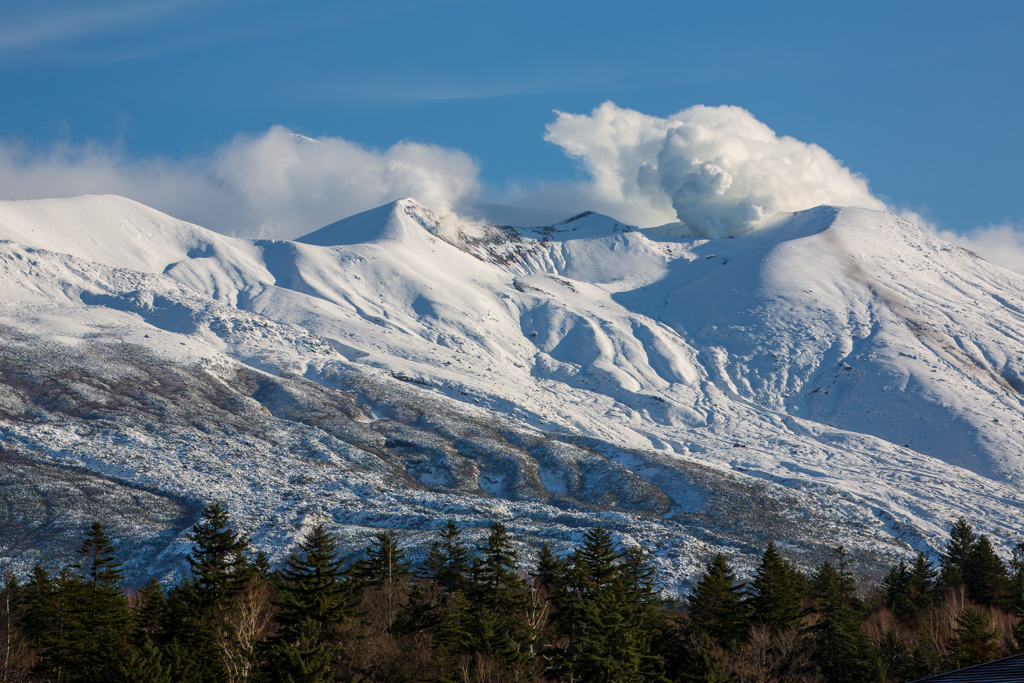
[0,126,480,238]
[939,224,1024,276]
[542,101,886,236]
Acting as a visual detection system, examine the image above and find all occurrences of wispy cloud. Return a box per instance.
[0,0,210,54]
[0,127,480,238]
[938,224,1024,276]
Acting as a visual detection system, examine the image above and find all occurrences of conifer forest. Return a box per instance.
[1,507,1023,682]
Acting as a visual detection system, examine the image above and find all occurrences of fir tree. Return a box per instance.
[62,522,132,682]
[807,548,876,683]
[434,587,474,664]
[876,628,912,683]
[944,605,1002,670]
[265,523,350,682]
[964,535,1010,606]
[1008,541,1024,611]
[534,543,565,593]
[18,565,57,653]
[185,502,252,612]
[746,541,802,633]
[468,522,533,668]
[938,517,976,595]
[131,577,166,647]
[423,520,470,595]
[176,502,253,682]
[115,639,172,683]
[686,553,747,649]
[910,551,936,615]
[554,528,646,682]
[617,544,669,681]
[882,555,934,621]
[352,530,411,588]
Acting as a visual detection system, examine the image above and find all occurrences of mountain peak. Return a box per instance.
[295,198,443,247]
[0,193,225,273]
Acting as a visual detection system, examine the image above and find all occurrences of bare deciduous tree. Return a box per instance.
[217,582,275,683]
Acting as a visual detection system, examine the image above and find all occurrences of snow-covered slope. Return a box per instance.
[3,194,1024,588]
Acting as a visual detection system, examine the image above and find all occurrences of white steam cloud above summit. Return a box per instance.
[0,126,480,238]
[539,102,886,236]
[5,102,1024,272]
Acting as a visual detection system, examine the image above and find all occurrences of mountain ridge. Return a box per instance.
[2,194,1024,589]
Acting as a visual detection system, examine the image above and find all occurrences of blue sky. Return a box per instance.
[1,0,1022,241]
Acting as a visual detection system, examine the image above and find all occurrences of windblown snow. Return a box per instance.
[2,193,1024,590]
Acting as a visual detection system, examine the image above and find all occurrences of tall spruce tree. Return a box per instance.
[807,547,877,683]
[265,523,350,682]
[468,522,532,668]
[938,517,977,595]
[61,521,132,682]
[910,551,937,615]
[963,535,1010,606]
[19,565,58,663]
[746,541,802,633]
[944,605,1002,670]
[1008,541,1024,611]
[534,543,565,593]
[554,528,637,682]
[423,520,470,596]
[175,502,253,682]
[186,502,252,612]
[131,577,166,648]
[686,553,747,649]
[352,530,410,588]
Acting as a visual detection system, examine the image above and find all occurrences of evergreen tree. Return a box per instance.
[876,627,912,683]
[686,553,747,649]
[806,548,876,683]
[468,522,533,669]
[882,561,912,619]
[265,523,350,682]
[554,528,641,682]
[131,577,166,647]
[944,605,1002,670]
[1008,541,1024,611]
[910,551,937,615]
[423,520,470,595]
[434,587,474,663]
[175,502,253,682]
[907,631,941,681]
[18,565,57,654]
[747,541,802,632]
[115,639,172,683]
[352,530,411,588]
[185,502,252,612]
[938,517,976,595]
[534,543,565,593]
[882,555,934,621]
[964,535,1010,606]
[617,544,669,681]
[61,522,132,682]
[472,522,521,602]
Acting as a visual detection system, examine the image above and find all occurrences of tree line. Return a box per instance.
[1,507,1024,682]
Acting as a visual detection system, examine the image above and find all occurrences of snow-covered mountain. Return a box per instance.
[3,194,1024,590]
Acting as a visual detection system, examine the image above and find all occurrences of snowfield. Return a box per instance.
[2,194,1024,592]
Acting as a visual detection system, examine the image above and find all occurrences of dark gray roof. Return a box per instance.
[912,653,1024,681]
